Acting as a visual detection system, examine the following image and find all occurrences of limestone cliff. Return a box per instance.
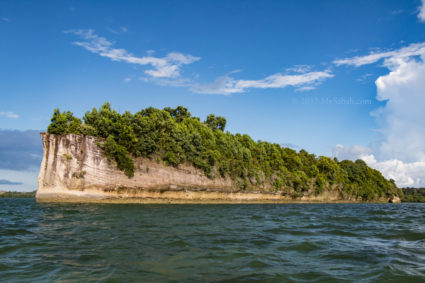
[36,133,372,203]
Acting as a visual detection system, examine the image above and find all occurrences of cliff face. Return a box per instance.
[36,133,363,203]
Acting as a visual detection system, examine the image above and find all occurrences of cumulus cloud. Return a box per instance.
[333,41,425,187]
[362,155,425,187]
[65,29,200,78]
[419,0,425,22]
[191,70,333,95]
[332,144,371,161]
[333,145,425,187]
[0,112,19,119]
[374,51,425,163]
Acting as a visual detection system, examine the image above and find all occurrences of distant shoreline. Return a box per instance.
[1,189,423,203]
[0,191,36,198]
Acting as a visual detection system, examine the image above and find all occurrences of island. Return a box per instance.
[36,103,402,203]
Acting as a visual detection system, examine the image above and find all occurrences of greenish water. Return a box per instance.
[1,199,424,282]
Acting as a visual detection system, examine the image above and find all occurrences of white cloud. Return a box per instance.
[191,75,244,95]
[333,41,425,187]
[374,52,425,163]
[238,71,333,89]
[65,29,200,78]
[0,112,19,119]
[362,155,425,187]
[142,76,194,88]
[2,17,9,22]
[191,70,333,95]
[332,145,425,187]
[286,64,313,73]
[419,0,425,22]
[357,73,373,83]
[295,86,317,92]
[107,26,129,34]
[332,144,371,161]
[391,9,404,16]
[333,42,425,67]
[67,29,334,95]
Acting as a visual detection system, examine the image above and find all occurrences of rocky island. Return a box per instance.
[36,103,402,203]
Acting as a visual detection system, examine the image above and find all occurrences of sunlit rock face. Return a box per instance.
[36,133,245,202]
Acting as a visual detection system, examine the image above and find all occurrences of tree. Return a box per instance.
[164,106,191,122]
[103,135,135,177]
[204,114,226,131]
[47,109,82,135]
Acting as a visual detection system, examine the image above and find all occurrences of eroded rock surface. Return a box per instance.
[389,196,401,203]
[36,133,390,203]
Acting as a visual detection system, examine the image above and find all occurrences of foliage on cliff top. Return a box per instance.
[47,103,401,200]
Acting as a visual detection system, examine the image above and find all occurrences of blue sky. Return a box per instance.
[2,0,425,190]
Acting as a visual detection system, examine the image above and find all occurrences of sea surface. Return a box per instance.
[0,199,424,282]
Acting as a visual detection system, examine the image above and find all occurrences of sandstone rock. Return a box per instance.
[36,133,282,203]
[389,196,401,203]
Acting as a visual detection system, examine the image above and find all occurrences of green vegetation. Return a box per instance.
[0,191,36,198]
[402,188,425,202]
[62,153,72,160]
[46,103,401,200]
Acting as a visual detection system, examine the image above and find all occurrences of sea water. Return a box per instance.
[1,198,424,282]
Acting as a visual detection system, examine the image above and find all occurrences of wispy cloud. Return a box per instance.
[333,42,425,67]
[391,9,404,16]
[67,29,334,95]
[191,70,333,95]
[107,26,128,34]
[419,0,425,22]
[295,86,317,92]
[0,112,19,119]
[0,179,22,185]
[2,17,9,22]
[356,73,373,83]
[141,76,195,88]
[286,64,313,73]
[65,29,200,78]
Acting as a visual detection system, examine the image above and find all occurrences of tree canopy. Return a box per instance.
[47,103,401,200]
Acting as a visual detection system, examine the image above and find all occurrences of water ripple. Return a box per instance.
[0,199,424,282]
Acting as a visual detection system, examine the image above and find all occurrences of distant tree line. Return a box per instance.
[47,103,401,200]
[401,188,425,202]
[0,191,36,198]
